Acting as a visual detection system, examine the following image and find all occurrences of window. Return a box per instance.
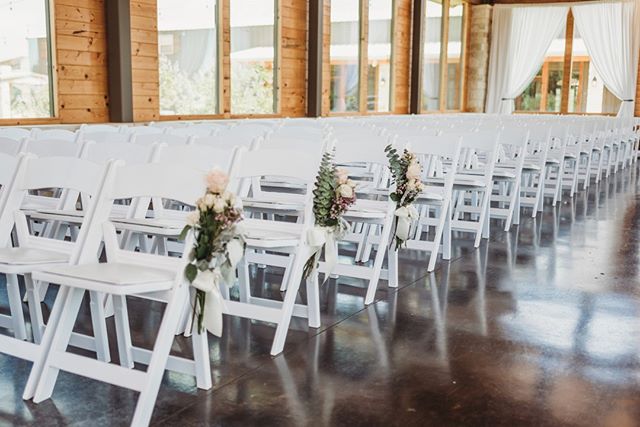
[421,0,467,112]
[422,0,443,112]
[568,26,621,114]
[367,0,393,112]
[515,26,567,113]
[515,12,622,115]
[158,0,219,115]
[230,0,278,114]
[0,0,54,119]
[330,0,361,113]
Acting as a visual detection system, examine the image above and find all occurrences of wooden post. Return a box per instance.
[105,0,133,122]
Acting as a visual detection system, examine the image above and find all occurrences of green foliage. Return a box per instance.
[312,151,339,228]
[159,56,217,115]
[230,63,275,114]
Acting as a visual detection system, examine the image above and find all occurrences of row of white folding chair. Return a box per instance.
[0,156,211,426]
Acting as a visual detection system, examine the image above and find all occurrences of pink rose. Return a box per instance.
[336,168,349,185]
[206,169,229,194]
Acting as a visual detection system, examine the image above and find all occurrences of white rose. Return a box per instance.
[213,197,226,213]
[406,180,416,191]
[190,269,221,293]
[406,162,422,180]
[347,179,356,188]
[187,210,200,226]
[223,191,236,206]
[204,193,216,208]
[336,168,349,185]
[338,183,354,198]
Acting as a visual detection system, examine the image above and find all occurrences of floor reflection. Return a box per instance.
[0,166,639,426]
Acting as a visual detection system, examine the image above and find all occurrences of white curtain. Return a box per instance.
[571,0,640,117]
[485,5,569,114]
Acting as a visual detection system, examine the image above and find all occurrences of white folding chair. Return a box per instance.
[228,147,321,356]
[31,128,80,143]
[399,134,462,272]
[24,161,212,426]
[0,156,112,362]
[0,127,32,141]
[0,136,23,155]
[134,133,192,146]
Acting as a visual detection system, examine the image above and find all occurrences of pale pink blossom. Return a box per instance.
[406,162,422,180]
[336,168,349,185]
[206,169,229,194]
[337,183,354,198]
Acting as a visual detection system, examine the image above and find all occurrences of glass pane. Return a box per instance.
[0,0,53,119]
[422,0,443,112]
[568,26,621,114]
[445,1,464,110]
[230,0,276,114]
[367,0,393,112]
[158,0,218,115]
[330,0,360,113]
[515,25,566,112]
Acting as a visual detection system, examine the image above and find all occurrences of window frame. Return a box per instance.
[513,10,620,117]
[159,0,281,121]
[419,0,468,114]
[0,0,58,124]
[328,0,398,116]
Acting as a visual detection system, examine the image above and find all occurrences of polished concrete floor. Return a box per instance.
[1,165,640,426]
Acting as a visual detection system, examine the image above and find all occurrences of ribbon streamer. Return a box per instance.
[394,205,419,243]
[306,220,348,281]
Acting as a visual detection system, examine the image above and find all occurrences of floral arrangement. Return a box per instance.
[180,169,245,336]
[384,145,424,249]
[303,151,357,279]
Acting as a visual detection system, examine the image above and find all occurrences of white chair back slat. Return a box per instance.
[22,139,83,158]
[0,136,23,155]
[134,133,191,146]
[0,127,31,140]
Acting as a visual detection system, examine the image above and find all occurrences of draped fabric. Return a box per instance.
[485,5,569,114]
[571,0,640,117]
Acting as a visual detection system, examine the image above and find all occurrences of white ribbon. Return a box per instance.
[394,204,419,243]
[306,222,345,281]
[191,269,225,337]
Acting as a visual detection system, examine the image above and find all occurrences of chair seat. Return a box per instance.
[0,247,69,266]
[242,196,304,214]
[344,200,388,220]
[242,218,303,248]
[33,262,175,295]
[111,217,186,236]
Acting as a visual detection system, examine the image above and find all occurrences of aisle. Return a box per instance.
[2,165,640,426]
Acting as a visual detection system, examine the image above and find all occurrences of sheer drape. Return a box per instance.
[485,5,568,114]
[571,0,640,117]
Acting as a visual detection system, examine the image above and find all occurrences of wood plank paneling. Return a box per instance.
[636,59,640,117]
[393,0,412,114]
[280,0,308,117]
[55,0,110,123]
[321,1,331,115]
[130,0,159,122]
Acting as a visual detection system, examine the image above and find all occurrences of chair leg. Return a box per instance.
[6,274,27,341]
[130,288,189,427]
[237,257,251,303]
[388,248,398,289]
[364,217,394,305]
[32,287,86,403]
[112,295,134,368]
[190,327,212,390]
[24,275,44,344]
[271,249,307,356]
[89,291,111,363]
[305,273,321,328]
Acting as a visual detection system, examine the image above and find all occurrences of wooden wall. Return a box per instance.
[130,0,160,122]
[393,0,412,114]
[55,0,109,124]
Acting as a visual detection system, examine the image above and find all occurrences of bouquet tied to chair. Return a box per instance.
[385,145,424,249]
[181,169,245,337]
[303,151,357,280]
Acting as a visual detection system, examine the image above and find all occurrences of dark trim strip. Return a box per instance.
[409,0,424,114]
[106,0,133,123]
[307,0,323,117]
